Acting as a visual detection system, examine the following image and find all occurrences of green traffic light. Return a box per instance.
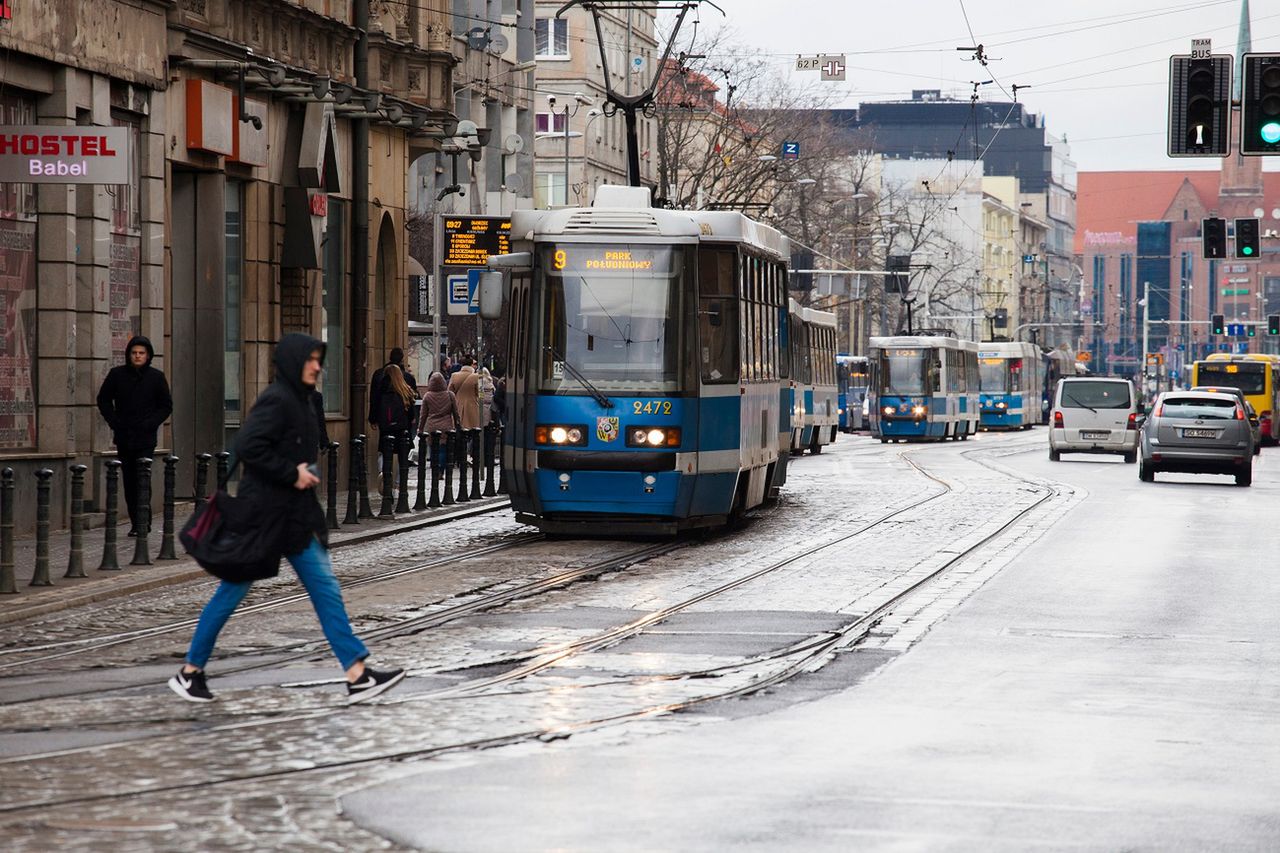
[1262,122,1280,144]
[1244,245,1255,255]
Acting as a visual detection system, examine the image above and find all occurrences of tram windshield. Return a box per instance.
[979,358,1008,393]
[878,348,928,395]
[538,243,685,394]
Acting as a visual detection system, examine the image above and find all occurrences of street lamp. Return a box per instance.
[542,92,592,207]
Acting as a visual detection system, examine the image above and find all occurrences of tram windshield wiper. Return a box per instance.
[548,347,613,409]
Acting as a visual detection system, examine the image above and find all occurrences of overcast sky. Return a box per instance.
[678,0,1261,174]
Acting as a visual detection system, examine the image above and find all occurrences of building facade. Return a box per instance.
[0,0,455,532]
[532,1,657,207]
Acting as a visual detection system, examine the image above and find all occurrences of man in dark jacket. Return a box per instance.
[169,333,404,705]
[96,335,173,536]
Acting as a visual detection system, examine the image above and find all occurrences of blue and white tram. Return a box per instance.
[868,335,980,442]
[799,306,838,454]
[977,341,1045,430]
[490,186,793,534]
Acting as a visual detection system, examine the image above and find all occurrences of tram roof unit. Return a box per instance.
[870,335,978,352]
[508,186,790,259]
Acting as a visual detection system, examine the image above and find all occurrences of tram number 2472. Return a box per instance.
[633,400,673,415]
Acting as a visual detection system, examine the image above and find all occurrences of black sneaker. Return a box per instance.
[168,668,214,703]
[126,528,138,538]
[346,667,405,705]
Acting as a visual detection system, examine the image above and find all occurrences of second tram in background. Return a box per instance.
[868,335,980,442]
[789,303,838,455]
[977,341,1046,430]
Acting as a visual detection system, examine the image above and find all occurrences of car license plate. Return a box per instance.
[1080,430,1109,440]
[1184,428,1217,438]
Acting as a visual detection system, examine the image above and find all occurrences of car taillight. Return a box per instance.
[1154,403,1163,417]
[1053,411,1063,428]
[1127,412,1137,430]
[1262,410,1272,419]
[1236,406,1246,420]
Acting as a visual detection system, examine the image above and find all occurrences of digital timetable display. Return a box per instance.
[441,216,511,267]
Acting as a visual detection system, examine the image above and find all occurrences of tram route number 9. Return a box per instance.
[554,249,566,271]
[633,400,673,415]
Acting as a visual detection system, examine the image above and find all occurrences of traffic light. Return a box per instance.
[1212,313,1226,335]
[1269,314,1280,335]
[1236,217,1261,258]
[1241,53,1280,155]
[1169,55,1232,156]
[1249,323,1258,337]
[1203,217,1227,259]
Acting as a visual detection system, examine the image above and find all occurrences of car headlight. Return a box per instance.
[626,426,682,447]
[535,424,588,446]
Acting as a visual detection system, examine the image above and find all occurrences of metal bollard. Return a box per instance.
[455,429,470,503]
[30,468,53,586]
[0,468,15,594]
[215,450,231,490]
[157,455,179,560]
[343,437,362,525]
[356,434,374,519]
[326,441,340,530]
[414,433,428,511]
[442,430,455,506]
[98,460,122,571]
[378,434,396,518]
[194,453,212,509]
[483,424,498,497]
[129,458,153,566]
[469,429,482,500]
[428,432,442,508]
[396,433,411,514]
[64,464,89,578]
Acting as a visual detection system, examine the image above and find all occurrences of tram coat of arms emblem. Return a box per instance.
[596,416,619,442]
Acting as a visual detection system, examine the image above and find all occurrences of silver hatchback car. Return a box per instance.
[1138,391,1255,486]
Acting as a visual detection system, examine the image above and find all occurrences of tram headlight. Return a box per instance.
[996,401,1007,409]
[626,426,682,447]
[882,406,894,416]
[911,405,927,417]
[534,424,589,446]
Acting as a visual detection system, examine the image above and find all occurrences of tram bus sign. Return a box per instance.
[441,216,512,268]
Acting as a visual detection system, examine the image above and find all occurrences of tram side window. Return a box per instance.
[697,247,738,384]
[507,287,521,380]
[779,308,791,379]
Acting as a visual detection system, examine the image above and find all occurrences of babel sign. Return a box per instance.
[0,126,131,184]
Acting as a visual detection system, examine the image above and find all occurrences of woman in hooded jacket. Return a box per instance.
[418,371,460,468]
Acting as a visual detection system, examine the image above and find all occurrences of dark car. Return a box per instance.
[1138,391,1255,486]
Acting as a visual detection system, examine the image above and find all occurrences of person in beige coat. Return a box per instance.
[448,364,483,430]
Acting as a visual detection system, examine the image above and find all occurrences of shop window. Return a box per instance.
[322,200,346,412]
[0,92,37,450]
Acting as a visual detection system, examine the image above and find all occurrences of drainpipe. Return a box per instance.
[351,0,371,441]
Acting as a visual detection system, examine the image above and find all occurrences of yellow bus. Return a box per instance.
[1192,353,1280,444]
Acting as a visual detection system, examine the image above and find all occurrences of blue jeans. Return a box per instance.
[186,537,369,671]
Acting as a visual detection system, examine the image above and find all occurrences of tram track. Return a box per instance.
[0,441,1065,817]
[0,498,517,664]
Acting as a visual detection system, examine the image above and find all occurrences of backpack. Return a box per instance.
[379,390,411,432]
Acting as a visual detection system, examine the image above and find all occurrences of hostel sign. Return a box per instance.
[0,127,131,184]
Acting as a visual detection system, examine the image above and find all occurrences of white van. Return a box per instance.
[1049,377,1140,462]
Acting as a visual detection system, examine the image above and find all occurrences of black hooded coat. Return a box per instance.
[96,335,173,451]
[235,333,329,556]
